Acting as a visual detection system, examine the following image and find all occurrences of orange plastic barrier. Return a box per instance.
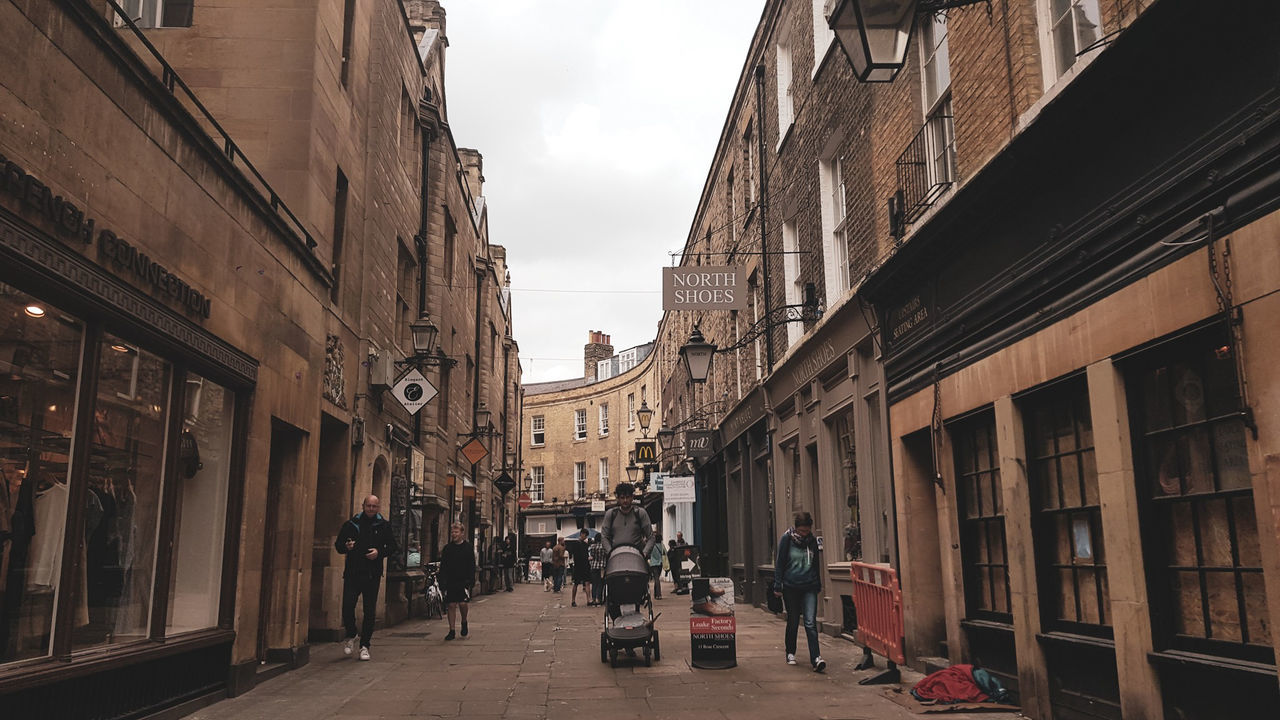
[849,561,905,666]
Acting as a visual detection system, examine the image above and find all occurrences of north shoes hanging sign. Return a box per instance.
[0,152,212,318]
[663,266,747,310]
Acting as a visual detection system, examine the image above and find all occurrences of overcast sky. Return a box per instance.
[443,1,764,383]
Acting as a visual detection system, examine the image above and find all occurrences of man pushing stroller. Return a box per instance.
[599,482,659,663]
[601,482,654,562]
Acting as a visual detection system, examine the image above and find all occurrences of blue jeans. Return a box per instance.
[591,570,605,603]
[782,587,820,664]
[553,567,565,591]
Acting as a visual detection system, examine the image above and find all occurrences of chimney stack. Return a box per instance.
[584,330,614,381]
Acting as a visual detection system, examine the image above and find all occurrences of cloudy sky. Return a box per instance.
[442,1,764,383]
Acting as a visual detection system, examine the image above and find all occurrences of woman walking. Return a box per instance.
[440,522,475,641]
[773,511,825,672]
[648,532,664,599]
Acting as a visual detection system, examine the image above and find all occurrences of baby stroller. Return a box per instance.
[599,545,661,667]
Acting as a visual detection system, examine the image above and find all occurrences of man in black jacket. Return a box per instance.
[335,495,397,661]
[439,521,475,641]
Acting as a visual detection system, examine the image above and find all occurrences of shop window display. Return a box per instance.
[0,287,83,665]
[166,375,233,633]
[70,335,170,650]
[833,410,860,561]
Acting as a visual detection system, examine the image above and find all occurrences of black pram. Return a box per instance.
[599,545,660,666]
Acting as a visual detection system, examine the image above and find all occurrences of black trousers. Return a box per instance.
[342,574,381,648]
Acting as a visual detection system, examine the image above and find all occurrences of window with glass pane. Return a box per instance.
[953,411,1011,620]
[599,403,609,436]
[599,458,608,494]
[574,409,586,440]
[1129,327,1270,662]
[166,375,232,633]
[0,289,83,665]
[118,0,194,28]
[531,415,544,445]
[1025,379,1110,635]
[575,462,586,499]
[834,409,860,560]
[531,466,544,502]
[1049,0,1102,78]
[72,335,170,650]
[921,13,951,109]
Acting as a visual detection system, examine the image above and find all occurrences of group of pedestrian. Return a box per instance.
[336,496,480,660]
[334,491,828,674]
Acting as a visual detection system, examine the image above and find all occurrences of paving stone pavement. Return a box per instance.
[189,582,1018,720]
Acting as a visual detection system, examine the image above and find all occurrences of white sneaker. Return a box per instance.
[358,646,371,661]
[343,637,355,656]
[786,653,797,665]
[813,656,826,673]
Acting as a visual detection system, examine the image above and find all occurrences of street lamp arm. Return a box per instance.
[713,298,823,355]
[918,0,990,13]
[394,352,459,370]
[667,399,729,433]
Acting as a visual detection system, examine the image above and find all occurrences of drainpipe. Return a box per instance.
[414,97,437,447]
[471,261,485,546]
[754,64,775,374]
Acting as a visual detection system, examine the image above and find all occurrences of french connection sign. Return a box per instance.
[662,266,747,311]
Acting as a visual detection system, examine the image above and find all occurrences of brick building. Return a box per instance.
[520,334,660,555]
[654,1,1280,718]
[0,0,520,714]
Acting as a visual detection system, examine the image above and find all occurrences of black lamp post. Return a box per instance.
[827,0,986,83]
[679,326,716,384]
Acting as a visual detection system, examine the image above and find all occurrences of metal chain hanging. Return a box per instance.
[1206,213,1257,438]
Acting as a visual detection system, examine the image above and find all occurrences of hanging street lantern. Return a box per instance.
[827,0,918,82]
[409,313,440,356]
[827,0,986,83]
[656,426,675,451]
[636,399,654,435]
[679,326,716,383]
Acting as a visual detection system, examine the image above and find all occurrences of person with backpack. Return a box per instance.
[773,510,825,672]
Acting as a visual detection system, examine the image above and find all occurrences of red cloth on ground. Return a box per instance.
[911,664,990,704]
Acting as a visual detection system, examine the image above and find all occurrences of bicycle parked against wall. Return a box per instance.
[423,562,445,619]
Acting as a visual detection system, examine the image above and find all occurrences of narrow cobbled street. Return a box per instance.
[189,583,1011,720]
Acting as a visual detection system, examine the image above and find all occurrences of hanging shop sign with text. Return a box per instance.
[662,266,748,311]
[686,429,716,459]
[663,476,696,503]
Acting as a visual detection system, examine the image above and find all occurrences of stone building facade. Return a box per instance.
[520,336,660,554]
[0,0,520,715]
[651,1,1280,719]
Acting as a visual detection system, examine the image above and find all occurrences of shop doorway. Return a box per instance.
[898,428,947,663]
[308,414,348,642]
[257,419,306,662]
